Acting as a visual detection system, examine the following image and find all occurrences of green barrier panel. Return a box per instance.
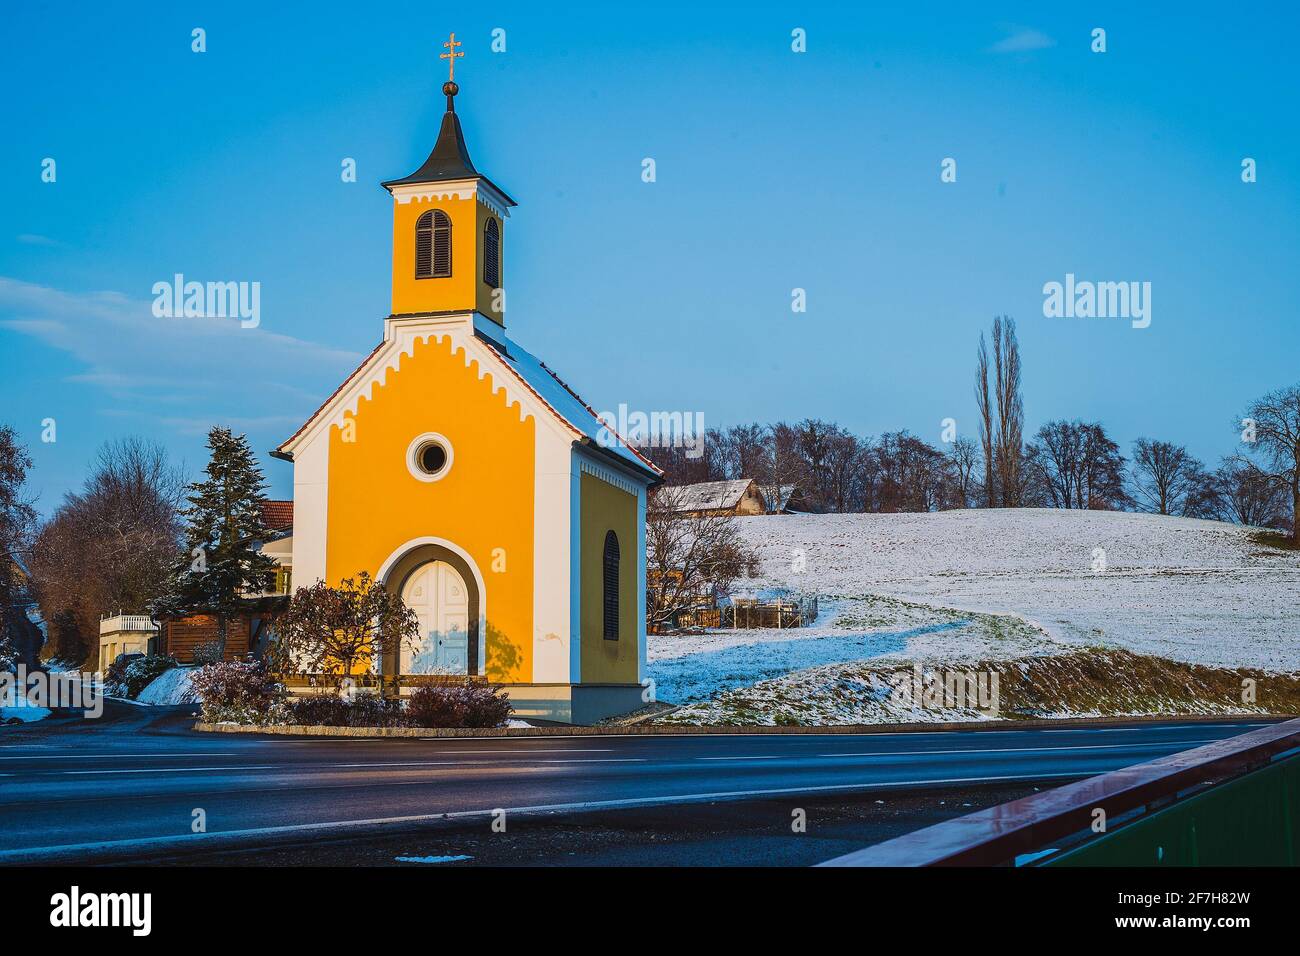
[1047,752,1300,866]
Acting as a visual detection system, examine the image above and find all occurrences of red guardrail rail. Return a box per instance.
[818,716,1300,867]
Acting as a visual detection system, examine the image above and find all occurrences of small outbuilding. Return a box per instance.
[665,479,767,517]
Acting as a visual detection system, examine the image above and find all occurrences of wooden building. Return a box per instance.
[153,500,294,663]
[665,479,767,517]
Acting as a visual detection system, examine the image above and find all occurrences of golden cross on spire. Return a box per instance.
[439,32,464,83]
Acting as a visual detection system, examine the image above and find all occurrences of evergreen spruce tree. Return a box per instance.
[153,427,276,657]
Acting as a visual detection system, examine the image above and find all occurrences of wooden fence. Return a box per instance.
[671,595,818,631]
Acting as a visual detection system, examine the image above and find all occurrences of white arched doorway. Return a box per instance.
[400,560,471,675]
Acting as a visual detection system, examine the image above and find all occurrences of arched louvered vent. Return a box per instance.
[602,530,620,640]
[416,210,452,279]
[484,218,500,289]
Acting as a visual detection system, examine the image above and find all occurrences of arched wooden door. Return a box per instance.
[399,560,471,674]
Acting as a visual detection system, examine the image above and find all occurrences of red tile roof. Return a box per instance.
[261,500,293,531]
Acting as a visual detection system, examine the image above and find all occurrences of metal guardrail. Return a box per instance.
[818,716,1300,867]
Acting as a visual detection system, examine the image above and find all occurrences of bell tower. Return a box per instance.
[382,33,515,326]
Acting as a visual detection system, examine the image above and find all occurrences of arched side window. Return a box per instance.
[483,218,500,289]
[416,210,452,279]
[602,530,620,640]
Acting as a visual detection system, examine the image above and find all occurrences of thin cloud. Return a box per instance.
[987,26,1056,54]
[0,276,361,437]
[16,234,62,247]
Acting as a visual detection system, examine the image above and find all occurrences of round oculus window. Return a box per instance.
[406,433,453,482]
[418,442,447,475]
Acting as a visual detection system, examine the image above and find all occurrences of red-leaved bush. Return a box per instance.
[405,683,513,729]
[286,693,407,728]
[190,660,283,723]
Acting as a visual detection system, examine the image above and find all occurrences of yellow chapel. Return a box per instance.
[272,36,662,723]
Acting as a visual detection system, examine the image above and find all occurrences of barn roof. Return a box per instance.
[665,479,760,513]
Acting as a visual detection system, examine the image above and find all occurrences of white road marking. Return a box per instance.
[0,752,240,760]
[328,757,644,768]
[698,755,783,761]
[0,769,1094,864]
[1041,724,1264,734]
[63,766,277,775]
[48,757,645,777]
[424,749,614,754]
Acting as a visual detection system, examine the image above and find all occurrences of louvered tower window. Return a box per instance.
[602,530,620,640]
[484,218,500,289]
[416,210,452,279]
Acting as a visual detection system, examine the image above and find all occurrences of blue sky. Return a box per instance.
[3,2,1298,511]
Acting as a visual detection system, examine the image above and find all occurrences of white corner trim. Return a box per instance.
[475,188,511,220]
[390,182,476,204]
[388,179,512,219]
[577,454,641,497]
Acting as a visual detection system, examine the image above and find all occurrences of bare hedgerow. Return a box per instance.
[645,487,758,633]
[1235,386,1300,543]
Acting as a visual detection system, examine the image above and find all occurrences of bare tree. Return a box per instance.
[1028,420,1128,510]
[947,436,980,509]
[870,431,953,513]
[787,419,866,512]
[1211,459,1289,529]
[645,488,758,632]
[717,423,773,482]
[1238,387,1300,542]
[638,430,726,486]
[769,422,807,497]
[29,438,184,666]
[975,332,995,506]
[1130,438,1204,516]
[822,430,868,512]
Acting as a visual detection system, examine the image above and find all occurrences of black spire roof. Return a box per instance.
[382,82,516,204]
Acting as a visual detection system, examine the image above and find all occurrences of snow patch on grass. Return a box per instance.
[658,649,1300,726]
[648,592,1056,705]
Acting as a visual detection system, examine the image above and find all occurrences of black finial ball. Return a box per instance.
[443,81,459,97]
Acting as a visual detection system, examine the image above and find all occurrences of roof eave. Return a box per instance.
[574,436,664,487]
[380,173,517,207]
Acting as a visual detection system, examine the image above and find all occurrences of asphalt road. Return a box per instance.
[0,706,1277,864]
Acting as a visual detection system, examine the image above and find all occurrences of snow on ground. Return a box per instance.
[134,666,197,705]
[728,509,1300,672]
[0,684,52,723]
[649,593,1058,706]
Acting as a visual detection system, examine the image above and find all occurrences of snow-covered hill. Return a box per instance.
[732,509,1300,671]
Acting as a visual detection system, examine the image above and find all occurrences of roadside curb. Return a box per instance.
[192,712,1294,739]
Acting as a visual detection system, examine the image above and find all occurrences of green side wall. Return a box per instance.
[579,472,638,684]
